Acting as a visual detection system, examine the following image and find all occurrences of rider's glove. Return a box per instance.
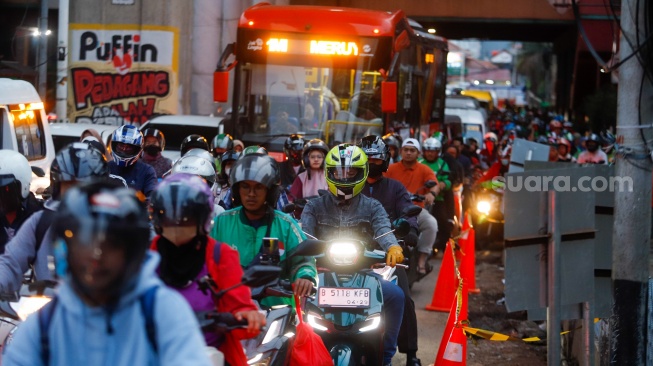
[386,245,404,267]
[404,228,419,248]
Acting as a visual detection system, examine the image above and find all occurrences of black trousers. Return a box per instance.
[431,201,452,252]
[395,266,418,353]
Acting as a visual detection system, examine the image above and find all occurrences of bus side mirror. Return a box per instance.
[213,71,229,103]
[381,81,396,113]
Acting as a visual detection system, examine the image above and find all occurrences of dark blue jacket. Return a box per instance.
[109,160,158,197]
[362,177,418,231]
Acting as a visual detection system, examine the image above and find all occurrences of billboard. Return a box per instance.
[69,24,179,125]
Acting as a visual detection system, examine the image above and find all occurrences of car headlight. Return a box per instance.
[327,242,359,266]
[476,200,491,216]
[359,314,381,332]
[306,313,328,331]
[12,296,51,321]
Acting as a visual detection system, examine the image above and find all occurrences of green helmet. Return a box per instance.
[241,145,268,156]
[325,144,368,201]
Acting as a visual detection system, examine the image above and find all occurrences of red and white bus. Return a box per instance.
[214,3,448,159]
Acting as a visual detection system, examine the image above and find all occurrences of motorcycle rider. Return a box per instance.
[150,173,265,365]
[419,138,453,253]
[0,143,111,292]
[216,150,241,208]
[383,133,402,164]
[577,133,608,164]
[358,136,422,366]
[209,153,317,307]
[141,128,172,179]
[385,138,439,274]
[289,138,329,201]
[180,134,211,157]
[301,144,405,366]
[210,133,234,159]
[3,182,212,366]
[0,150,42,253]
[279,134,305,191]
[109,125,158,198]
[170,154,225,216]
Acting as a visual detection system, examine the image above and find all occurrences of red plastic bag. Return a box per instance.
[289,295,333,366]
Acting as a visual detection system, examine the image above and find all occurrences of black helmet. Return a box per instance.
[284,134,305,165]
[586,133,601,152]
[218,150,241,185]
[229,153,281,208]
[50,142,110,199]
[382,133,402,150]
[301,138,329,173]
[210,134,234,157]
[150,173,214,237]
[359,135,390,173]
[180,134,209,157]
[142,128,166,150]
[53,182,150,298]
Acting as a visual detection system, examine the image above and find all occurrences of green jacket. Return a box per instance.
[210,207,317,307]
[418,157,451,201]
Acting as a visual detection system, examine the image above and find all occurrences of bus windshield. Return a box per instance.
[239,62,384,145]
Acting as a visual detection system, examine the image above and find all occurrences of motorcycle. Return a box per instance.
[289,222,412,366]
[0,280,57,363]
[406,180,438,288]
[196,265,284,366]
[471,181,505,248]
[238,238,304,366]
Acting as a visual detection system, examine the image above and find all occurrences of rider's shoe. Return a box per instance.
[406,356,422,366]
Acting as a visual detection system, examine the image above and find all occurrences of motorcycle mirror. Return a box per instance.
[281,203,296,214]
[424,180,437,189]
[392,219,411,238]
[289,239,325,257]
[24,280,57,297]
[31,166,46,177]
[401,205,422,218]
[241,265,282,288]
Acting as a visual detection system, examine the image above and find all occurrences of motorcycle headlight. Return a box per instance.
[359,314,381,333]
[12,296,51,321]
[476,200,491,216]
[327,242,359,266]
[306,313,328,331]
[261,320,281,345]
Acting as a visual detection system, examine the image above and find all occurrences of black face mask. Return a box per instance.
[0,184,21,215]
[586,143,599,153]
[143,145,162,157]
[368,164,385,178]
[157,235,206,288]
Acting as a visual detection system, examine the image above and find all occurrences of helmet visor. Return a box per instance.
[327,166,365,185]
[111,142,141,159]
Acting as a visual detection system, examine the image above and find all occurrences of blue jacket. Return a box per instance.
[362,177,418,231]
[0,200,58,293]
[3,252,212,366]
[109,160,158,197]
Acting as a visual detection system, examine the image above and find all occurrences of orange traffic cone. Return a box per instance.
[426,240,458,312]
[459,214,480,294]
[434,281,468,366]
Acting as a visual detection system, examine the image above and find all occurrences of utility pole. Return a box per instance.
[38,0,49,100]
[610,0,652,363]
[55,0,69,122]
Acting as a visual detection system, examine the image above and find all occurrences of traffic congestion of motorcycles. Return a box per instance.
[0,101,614,366]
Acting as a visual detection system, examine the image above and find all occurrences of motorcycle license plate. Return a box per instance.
[318,287,370,308]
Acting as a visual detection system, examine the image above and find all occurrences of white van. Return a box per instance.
[444,107,486,147]
[0,78,55,195]
[49,122,118,153]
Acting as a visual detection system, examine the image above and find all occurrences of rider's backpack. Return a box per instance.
[38,286,160,364]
